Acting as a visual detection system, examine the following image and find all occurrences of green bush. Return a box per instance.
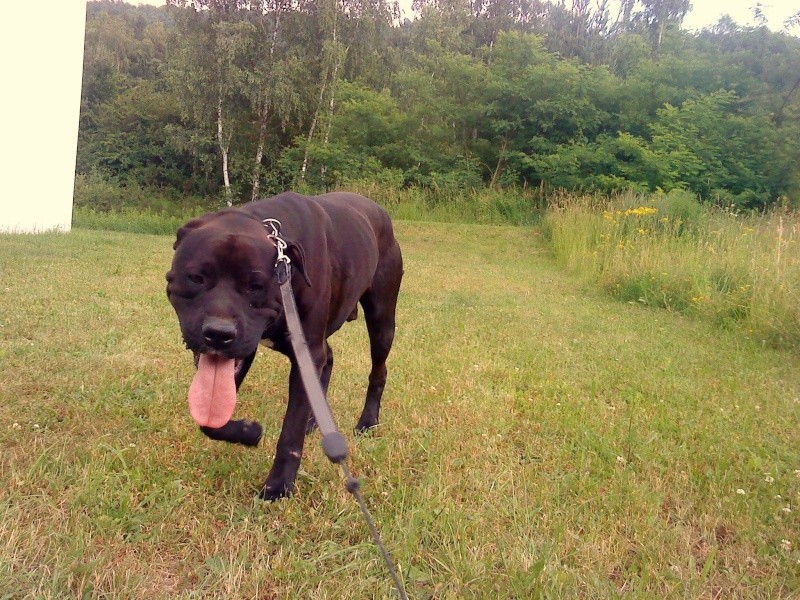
[655,189,702,224]
[73,207,191,236]
[74,172,216,216]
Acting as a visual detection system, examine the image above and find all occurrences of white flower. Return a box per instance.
[616,456,626,464]
[782,506,792,514]
[780,539,792,551]
[737,489,746,495]
[764,473,775,483]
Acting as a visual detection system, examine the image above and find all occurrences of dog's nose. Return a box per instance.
[202,317,237,349]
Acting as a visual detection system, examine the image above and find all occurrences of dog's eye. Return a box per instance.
[187,273,204,285]
[247,271,268,295]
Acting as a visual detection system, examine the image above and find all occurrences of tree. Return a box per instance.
[639,0,691,49]
[297,0,397,185]
[77,0,799,208]
[299,0,347,182]
[245,1,296,200]
[167,2,256,203]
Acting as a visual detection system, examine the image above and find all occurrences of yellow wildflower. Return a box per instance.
[623,206,658,217]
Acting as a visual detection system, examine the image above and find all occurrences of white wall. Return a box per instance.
[0,1,87,233]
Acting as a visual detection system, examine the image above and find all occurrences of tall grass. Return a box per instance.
[73,177,543,236]
[72,174,221,235]
[341,180,544,226]
[73,207,199,236]
[543,190,800,349]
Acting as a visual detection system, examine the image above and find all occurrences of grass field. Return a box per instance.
[1,222,799,598]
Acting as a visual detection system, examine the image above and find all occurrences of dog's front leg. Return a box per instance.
[199,421,263,446]
[259,355,319,501]
[197,350,262,447]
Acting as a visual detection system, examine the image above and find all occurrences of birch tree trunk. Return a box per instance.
[322,56,340,148]
[489,137,508,189]
[251,9,283,202]
[251,102,270,201]
[300,0,338,182]
[319,45,346,181]
[300,68,328,181]
[217,93,232,205]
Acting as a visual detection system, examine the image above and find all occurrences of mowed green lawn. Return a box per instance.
[1,222,799,599]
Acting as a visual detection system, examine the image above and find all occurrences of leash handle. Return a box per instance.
[321,431,349,464]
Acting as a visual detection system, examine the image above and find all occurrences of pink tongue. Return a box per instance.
[188,355,237,428]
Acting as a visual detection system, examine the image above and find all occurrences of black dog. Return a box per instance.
[166,192,403,500]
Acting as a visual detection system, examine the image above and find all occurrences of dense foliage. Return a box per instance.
[78,0,800,208]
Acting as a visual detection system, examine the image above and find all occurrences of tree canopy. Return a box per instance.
[78,0,800,208]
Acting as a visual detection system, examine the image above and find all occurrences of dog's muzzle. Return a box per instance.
[201,317,237,350]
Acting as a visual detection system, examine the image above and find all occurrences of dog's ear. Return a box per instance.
[173,215,212,250]
[286,240,312,287]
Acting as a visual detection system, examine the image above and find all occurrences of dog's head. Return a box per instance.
[166,209,311,429]
[166,210,307,361]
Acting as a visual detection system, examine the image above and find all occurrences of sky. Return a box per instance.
[116,0,800,35]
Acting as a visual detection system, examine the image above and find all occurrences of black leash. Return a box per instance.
[264,219,409,600]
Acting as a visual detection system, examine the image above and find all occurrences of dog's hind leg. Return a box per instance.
[355,243,403,433]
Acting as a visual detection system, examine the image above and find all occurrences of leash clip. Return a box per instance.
[263,218,292,283]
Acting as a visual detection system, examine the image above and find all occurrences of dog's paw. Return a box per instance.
[199,419,262,447]
[354,419,378,435]
[258,481,294,502]
[238,420,263,447]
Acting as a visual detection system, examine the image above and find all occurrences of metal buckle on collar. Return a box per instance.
[262,218,292,284]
